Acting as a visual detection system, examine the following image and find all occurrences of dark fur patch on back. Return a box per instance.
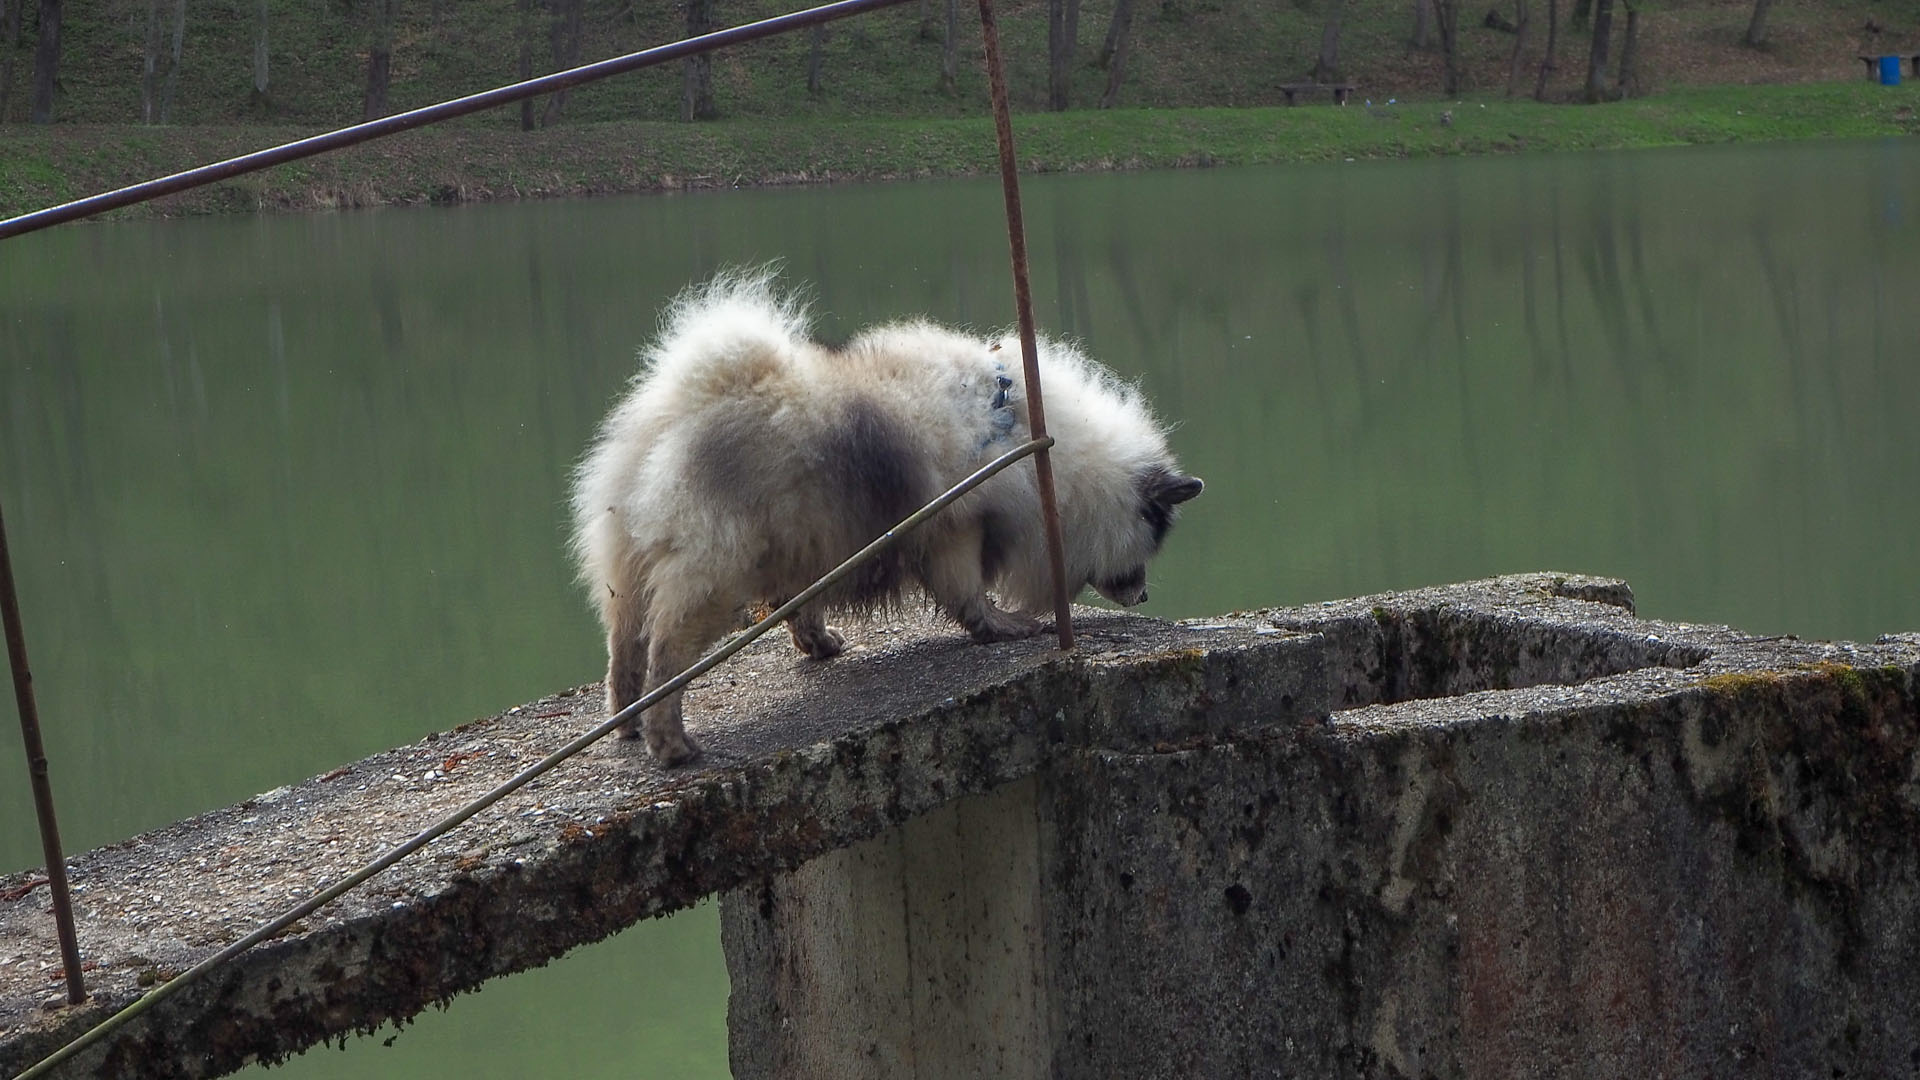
[688,411,762,504]
[828,397,927,603]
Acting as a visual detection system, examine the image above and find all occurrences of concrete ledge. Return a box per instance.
[0,607,1317,1078]
[6,573,1917,1078]
[719,574,1920,1078]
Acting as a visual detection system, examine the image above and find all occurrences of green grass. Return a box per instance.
[2,80,1912,221]
[1,0,1911,220]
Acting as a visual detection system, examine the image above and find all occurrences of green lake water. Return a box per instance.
[3,138,1917,1076]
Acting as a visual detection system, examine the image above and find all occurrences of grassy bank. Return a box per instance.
[1,81,1914,221]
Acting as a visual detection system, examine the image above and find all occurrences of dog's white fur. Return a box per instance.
[571,269,1200,764]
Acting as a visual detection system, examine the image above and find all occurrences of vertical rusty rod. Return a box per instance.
[0,498,86,1005]
[975,0,1075,651]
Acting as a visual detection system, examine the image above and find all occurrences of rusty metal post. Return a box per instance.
[0,499,86,1005]
[975,0,1075,651]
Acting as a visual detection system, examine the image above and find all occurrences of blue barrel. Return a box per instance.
[1881,54,1902,86]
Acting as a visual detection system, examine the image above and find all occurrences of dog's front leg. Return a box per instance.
[923,523,1044,643]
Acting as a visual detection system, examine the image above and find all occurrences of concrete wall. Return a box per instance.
[5,574,1915,1079]
[722,576,1920,1079]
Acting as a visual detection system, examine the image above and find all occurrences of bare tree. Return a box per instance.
[252,0,270,113]
[682,0,716,120]
[1314,0,1347,83]
[518,0,535,130]
[807,22,825,94]
[1533,0,1558,98]
[139,0,189,122]
[1582,0,1613,101]
[940,0,958,94]
[363,0,396,120]
[542,0,583,125]
[1503,0,1530,95]
[1047,0,1079,110]
[159,0,183,122]
[1098,0,1135,107]
[1743,0,1772,46]
[1410,0,1433,49]
[141,0,166,122]
[29,0,59,123]
[1434,0,1460,94]
[0,0,19,121]
[1614,0,1639,94]
[1095,0,1122,66]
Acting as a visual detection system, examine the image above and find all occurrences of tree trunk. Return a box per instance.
[518,0,534,130]
[1047,0,1073,110]
[252,0,270,113]
[1742,0,1772,47]
[1314,0,1346,83]
[939,0,958,94]
[1503,0,1530,96]
[1096,0,1120,65]
[807,22,825,94]
[158,0,183,123]
[542,0,583,126]
[1410,0,1432,50]
[1582,0,1612,102]
[917,0,938,40]
[1099,0,1134,105]
[682,0,716,121]
[363,0,395,121]
[141,0,163,123]
[28,0,58,123]
[0,0,19,122]
[1614,0,1638,94]
[1435,0,1460,94]
[1532,0,1557,98]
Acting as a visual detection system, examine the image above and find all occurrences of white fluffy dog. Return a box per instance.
[571,270,1201,765]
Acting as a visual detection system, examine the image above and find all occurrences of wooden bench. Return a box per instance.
[1857,54,1920,78]
[1279,82,1356,106]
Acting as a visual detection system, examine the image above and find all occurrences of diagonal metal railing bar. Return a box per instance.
[9,436,1054,1080]
[0,0,914,242]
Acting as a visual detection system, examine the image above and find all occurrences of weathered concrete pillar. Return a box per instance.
[723,578,1920,1079]
[721,776,1050,1079]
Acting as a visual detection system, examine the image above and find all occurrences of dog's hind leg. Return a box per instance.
[636,588,739,766]
[597,569,653,736]
[784,602,846,660]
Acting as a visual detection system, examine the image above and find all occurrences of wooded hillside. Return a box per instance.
[0,0,1909,127]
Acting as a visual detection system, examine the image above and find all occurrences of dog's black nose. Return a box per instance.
[1139,589,1149,603]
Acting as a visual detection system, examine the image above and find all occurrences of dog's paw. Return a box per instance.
[794,624,847,660]
[645,724,703,767]
[969,608,1044,644]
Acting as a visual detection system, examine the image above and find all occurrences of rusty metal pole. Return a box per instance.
[0,499,86,1005]
[975,0,1075,651]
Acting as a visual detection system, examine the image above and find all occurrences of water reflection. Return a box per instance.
[2,139,1917,1077]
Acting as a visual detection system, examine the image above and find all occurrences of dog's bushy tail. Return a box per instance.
[644,265,812,403]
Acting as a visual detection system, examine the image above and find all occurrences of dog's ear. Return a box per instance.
[1147,471,1204,506]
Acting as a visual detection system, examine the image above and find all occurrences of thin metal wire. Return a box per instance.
[975,0,1075,652]
[0,499,86,1006]
[8,436,1053,1080]
[0,0,916,242]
